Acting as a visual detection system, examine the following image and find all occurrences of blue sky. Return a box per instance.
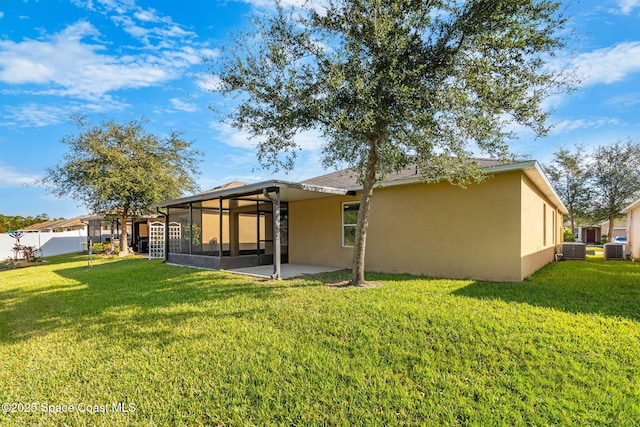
[1,0,639,218]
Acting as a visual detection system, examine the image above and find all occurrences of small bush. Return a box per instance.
[563,228,576,242]
[91,243,112,253]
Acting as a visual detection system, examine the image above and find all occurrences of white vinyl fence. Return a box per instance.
[0,230,85,260]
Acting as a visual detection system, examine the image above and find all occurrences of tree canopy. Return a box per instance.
[544,146,592,232]
[42,117,201,254]
[589,139,640,242]
[211,0,572,284]
[545,139,640,242]
[0,214,59,233]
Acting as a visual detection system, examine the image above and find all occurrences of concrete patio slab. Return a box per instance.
[224,264,344,279]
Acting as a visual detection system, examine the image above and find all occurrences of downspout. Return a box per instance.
[156,207,169,263]
[262,188,281,280]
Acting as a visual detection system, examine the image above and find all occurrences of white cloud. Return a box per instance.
[292,128,325,151]
[241,0,310,9]
[197,75,223,92]
[134,8,161,22]
[239,0,331,18]
[72,0,196,50]
[0,0,215,109]
[549,117,621,135]
[209,122,325,151]
[572,41,640,85]
[0,163,40,188]
[0,16,211,106]
[71,0,135,14]
[2,98,128,128]
[169,98,198,113]
[209,122,255,149]
[0,21,168,99]
[3,104,66,127]
[603,92,640,108]
[617,0,640,14]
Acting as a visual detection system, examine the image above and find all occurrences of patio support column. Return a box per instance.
[256,200,261,259]
[188,203,193,255]
[272,188,281,280]
[219,197,223,260]
[164,208,169,261]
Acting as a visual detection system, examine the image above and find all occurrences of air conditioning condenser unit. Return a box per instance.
[603,243,629,260]
[560,242,586,260]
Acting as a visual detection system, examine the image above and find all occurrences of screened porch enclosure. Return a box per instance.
[156,179,352,278]
[166,193,288,271]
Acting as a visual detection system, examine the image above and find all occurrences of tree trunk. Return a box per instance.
[119,207,130,256]
[608,215,615,243]
[569,214,575,236]
[350,140,379,286]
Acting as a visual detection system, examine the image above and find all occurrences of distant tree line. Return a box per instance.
[0,214,62,233]
[545,139,640,242]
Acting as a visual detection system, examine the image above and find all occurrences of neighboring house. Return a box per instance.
[622,198,640,259]
[575,218,628,244]
[155,159,567,282]
[23,214,160,253]
[575,225,602,244]
[85,213,163,252]
[21,217,88,233]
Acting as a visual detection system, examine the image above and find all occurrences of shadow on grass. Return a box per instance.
[453,258,640,321]
[0,256,313,345]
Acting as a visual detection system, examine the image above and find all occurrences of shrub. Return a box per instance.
[91,243,108,253]
[563,228,576,242]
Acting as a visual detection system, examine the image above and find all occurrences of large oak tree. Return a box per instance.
[43,117,201,255]
[545,146,592,233]
[211,0,572,285]
[588,139,640,243]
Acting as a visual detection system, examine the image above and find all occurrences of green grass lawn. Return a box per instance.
[0,254,638,426]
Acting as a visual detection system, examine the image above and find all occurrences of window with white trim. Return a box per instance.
[342,202,359,247]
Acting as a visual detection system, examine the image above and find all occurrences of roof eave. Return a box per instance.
[154,180,351,208]
[344,160,569,215]
[622,198,640,213]
[524,162,569,215]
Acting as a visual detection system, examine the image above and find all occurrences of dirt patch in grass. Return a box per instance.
[324,279,384,288]
[0,260,51,271]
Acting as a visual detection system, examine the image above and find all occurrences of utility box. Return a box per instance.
[603,243,630,260]
[560,242,586,260]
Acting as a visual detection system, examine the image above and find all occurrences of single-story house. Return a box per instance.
[577,218,629,245]
[23,214,160,253]
[84,213,162,253]
[21,217,87,233]
[155,159,566,282]
[575,225,602,244]
[622,198,640,259]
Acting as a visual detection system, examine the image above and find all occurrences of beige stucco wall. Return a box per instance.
[289,194,359,269]
[520,174,562,278]
[628,207,640,259]
[290,171,530,281]
[201,205,269,254]
[202,211,228,248]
